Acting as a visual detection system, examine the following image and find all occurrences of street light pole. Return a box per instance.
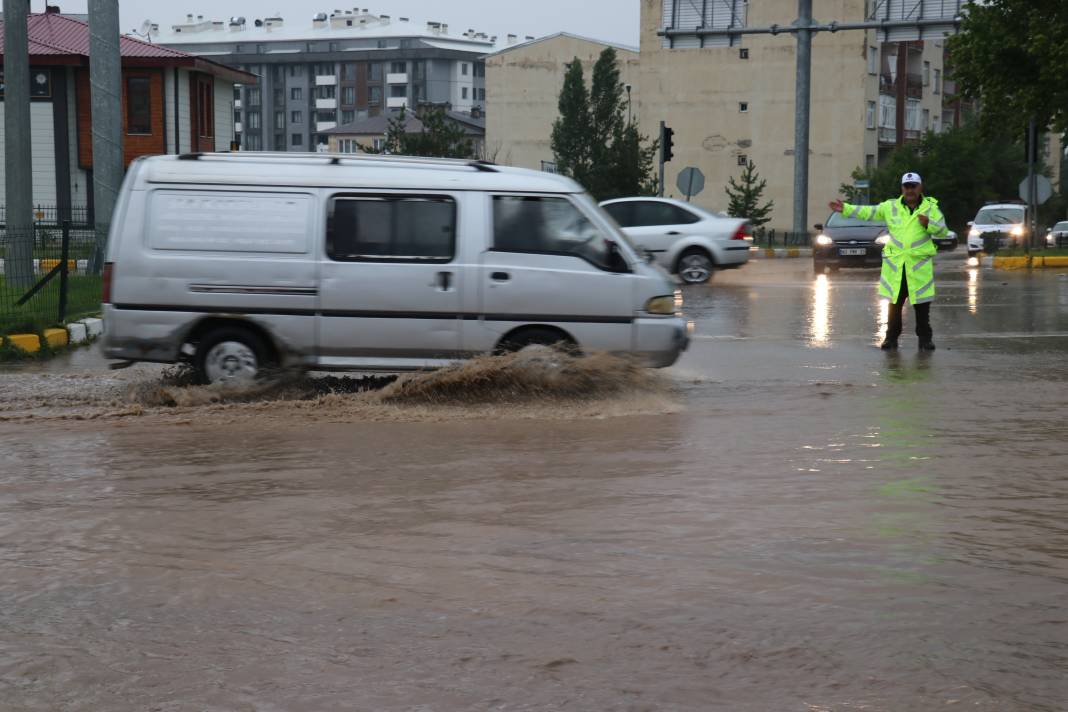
[792,0,813,242]
[4,0,34,287]
[88,0,124,273]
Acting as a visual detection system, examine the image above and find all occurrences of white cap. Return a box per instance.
[901,172,922,185]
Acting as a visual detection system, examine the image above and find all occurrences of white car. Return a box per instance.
[1047,221,1068,248]
[966,203,1029,257]
[600,197,751,284]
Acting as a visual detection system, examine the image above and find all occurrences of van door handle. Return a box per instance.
[666,231,682,235]
[436,271,453,291]
[491,271,511,282]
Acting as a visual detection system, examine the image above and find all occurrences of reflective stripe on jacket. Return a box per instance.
[842,196,945,304]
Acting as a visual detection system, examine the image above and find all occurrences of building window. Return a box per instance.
[934,68,941,94]
[125,76,152,134]
[390,85,406,98]
[341,63,356,81]
[245,133,262,150]
[461,62,469,76]
[922,108,930,131]
[413,61,426,80]
[478,88,486,101]
[275,134,286,150]
[316,85,336,99]
[377,39,388,49]
[342,110,355,124]
[291,110,302,123]
[739,102,748,113]
[273,88,284,105]
[341,86,356,105]
[923,61,930,86]
[292,133,303,146]
[866,101,876,129]
[316,110,337,123]
[373,137,386,152]
[291,88,303,101]
[369,63,383,81]
[247,111,261,130]
[289,64,303,77]
[737,154,747,166]
[235,110,242,123]
[274,111,285,129]
[247,87,261,106]
[327,195,456,262]
[865,154,875,171]
[313,62,334,76]
[740,48,749,60]
[462,87,469,100]
[390,61,406,74]
[369,86,382,105]
[272,65,284,82]
[868,46,877,75]
[474,62,485,77]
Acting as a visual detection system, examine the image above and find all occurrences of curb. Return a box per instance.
[989,255,1068,270]
[1,316,102,356]
[750,247,812,259]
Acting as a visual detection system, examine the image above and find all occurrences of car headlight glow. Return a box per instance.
[1048,233,1056,243]
[646,295,677,315]
[968,229,980,238]
[875,234,890,246]
[1011,225,1024,237]
[816,234,833,246]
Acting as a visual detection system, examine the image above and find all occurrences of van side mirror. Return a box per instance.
[607,241,631,273]
[814,223,823,232]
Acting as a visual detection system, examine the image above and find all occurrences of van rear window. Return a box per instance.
[149,191,312,253]
[326,195,455,262]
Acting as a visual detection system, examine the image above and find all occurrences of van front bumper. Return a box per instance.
[634,315,690,368]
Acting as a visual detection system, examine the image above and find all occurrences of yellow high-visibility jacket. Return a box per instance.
[843,196,947,304]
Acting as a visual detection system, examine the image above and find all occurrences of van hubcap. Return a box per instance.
[204,341,259,383]
[679,254,712,283]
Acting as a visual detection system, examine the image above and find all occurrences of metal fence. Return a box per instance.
[1,206,102,335]
[750,227,812,247]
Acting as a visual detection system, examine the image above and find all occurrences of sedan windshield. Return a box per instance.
[1053,222,1068,232]
[827,212,885,229]
[974,207,1024,225]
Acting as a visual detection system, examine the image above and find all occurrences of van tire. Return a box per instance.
[676,248,714,284]
[497,327,579,356]
[193,326,275,385]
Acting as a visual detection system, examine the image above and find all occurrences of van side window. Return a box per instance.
[492,196,625,272]
[326,195,455,262]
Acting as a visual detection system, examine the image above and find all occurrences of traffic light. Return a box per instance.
[661,125,675,163]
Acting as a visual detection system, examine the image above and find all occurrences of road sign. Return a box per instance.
[853,179,870,189]
[1019,175,1053,205]
[677,167,705,201]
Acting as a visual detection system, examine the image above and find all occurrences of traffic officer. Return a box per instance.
[829,172,948,351]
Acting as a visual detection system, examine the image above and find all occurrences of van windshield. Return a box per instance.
[974,207,1024,225]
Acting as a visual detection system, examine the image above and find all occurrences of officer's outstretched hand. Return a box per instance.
[918,214,929,228]
[828,199,844,213]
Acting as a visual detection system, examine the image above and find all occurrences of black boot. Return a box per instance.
[881,338,899,351]
[919,341,936,351]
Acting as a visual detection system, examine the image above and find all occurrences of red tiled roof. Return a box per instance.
[0,13,256,82]
[0,13,189,58]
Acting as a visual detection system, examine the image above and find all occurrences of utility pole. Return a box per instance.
[3,0,34,288]
[1026,119,1037,254]
[88,0,124,273]
[791,0,813,240]
[658,120,666,197]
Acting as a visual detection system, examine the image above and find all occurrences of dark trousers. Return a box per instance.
[886,270,932,342]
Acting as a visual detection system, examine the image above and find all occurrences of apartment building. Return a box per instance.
[152,8,492,151]
[638,0,952,228]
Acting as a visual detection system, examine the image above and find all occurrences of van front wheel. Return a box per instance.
[194,327,273,385]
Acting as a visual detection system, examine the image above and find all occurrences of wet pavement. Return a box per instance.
[1,253,1067,711]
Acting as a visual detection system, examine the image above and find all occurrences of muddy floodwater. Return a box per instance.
[1,257,1067,710]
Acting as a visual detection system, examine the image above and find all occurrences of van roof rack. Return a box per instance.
[174,152,502,173]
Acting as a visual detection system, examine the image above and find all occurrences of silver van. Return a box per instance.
[102,153,689,383]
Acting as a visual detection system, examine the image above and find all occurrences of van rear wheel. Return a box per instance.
[194,327,274,385]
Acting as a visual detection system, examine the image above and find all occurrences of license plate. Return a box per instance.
[839,248,866,256]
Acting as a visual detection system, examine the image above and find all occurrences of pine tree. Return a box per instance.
[371,106,473,159]
[550,58,593,187]
[725,160,775,227]
[551,49,659,200]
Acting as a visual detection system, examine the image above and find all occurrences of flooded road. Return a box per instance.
[2,255,1067,710]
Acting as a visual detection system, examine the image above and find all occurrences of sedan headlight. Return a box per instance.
[1048,233,1056,244]
[968,229,980,238]
[1011,225,1024,237]
[815,234,833,246]
[875,234,890,246]
[646,295,677,315]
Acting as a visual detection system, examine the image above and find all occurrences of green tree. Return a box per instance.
[550,49,658,200]
[947,0,1068,136]
[374,106,474,159]
[725,160,774,227]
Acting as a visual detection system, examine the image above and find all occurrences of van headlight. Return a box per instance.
[968,228,980,238]
[875,233,890,246]
[646,295,677,315]
[815,234,833,246]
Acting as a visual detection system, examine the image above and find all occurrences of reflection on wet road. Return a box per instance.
[1,255,1066,710]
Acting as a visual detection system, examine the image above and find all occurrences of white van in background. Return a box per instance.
[102,153,689,384]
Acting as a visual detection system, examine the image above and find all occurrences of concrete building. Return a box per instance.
[0,9,252,211]
[485,33,639,170]
[323,108,485,157]
[151,9,493,152]
[638,0,951,229]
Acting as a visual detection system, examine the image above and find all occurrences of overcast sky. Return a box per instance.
[44,0,641,48]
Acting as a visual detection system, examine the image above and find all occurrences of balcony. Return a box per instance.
[316,121,337,132]
[316,98,337,110]
[879,72,924,99]
[235,122,243,133]
[386,72,408,84]
[386,96,408,109]
[234,99,242,109]
[315,75,337,86]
